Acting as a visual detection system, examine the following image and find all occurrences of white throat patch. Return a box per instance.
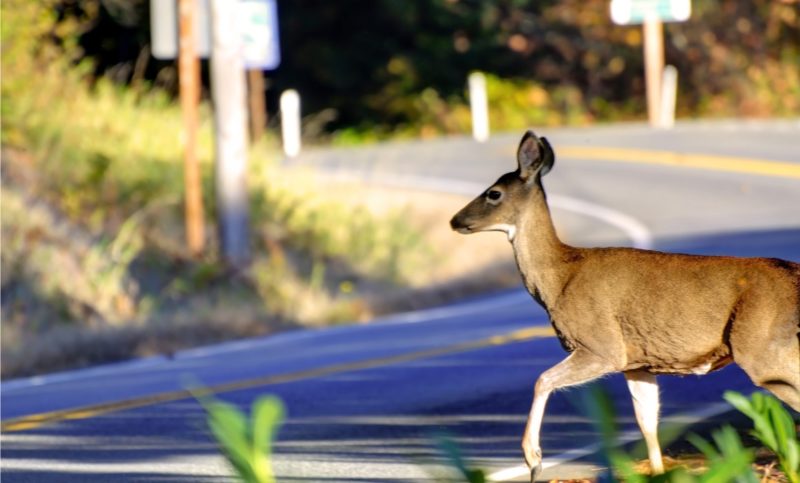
[485,224,517,242]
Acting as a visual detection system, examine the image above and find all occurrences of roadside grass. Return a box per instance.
[2,140,515,378]
[1,1,519,378]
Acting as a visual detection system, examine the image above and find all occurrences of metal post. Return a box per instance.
[643,18,664,127]
[210,0,250,266]
[468,72,489,142]
[178,0,205,256]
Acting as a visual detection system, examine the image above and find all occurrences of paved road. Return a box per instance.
[2,120,799,482]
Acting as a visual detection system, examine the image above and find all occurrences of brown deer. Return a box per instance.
[450,131,800,481]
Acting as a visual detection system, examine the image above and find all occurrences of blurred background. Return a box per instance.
[2,0,798,379]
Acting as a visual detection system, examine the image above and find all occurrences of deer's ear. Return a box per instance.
[538,136,555,177]
[517,131,555,180]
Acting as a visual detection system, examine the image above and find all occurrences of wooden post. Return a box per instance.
[247,69,267,143]
[210,0,250,267]
[178,0,205,255]
[642,18,664,127]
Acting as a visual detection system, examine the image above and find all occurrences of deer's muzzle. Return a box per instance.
[450,214,474,234]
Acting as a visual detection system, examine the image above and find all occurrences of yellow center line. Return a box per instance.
[503,145,800,179]
[1,326,555,433]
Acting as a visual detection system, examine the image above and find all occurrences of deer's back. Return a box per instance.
[547,247,800,374]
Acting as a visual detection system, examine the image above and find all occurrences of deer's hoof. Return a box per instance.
[530,463,542,482]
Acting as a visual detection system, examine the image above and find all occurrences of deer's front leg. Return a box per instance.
[522,349,616,482]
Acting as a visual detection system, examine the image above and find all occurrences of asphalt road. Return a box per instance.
[2,119,799,482]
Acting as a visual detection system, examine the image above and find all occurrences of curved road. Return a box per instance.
[2,119,799,482]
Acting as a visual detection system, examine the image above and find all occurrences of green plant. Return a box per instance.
[724,391,800,483]
[197,393,285,483]
[685,426,758,483]
[434,436,486,483]
[583,385,760,483]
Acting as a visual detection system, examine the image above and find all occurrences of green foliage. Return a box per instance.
[724,391,800,483]
[582,385,763,483]
[194,389,797,483]
[197,393,285,483]
[10,0,798,142]
[1,0,437,377]
[685,427,758,483]
[434,436,486,483]
[332,73,594,144]
[277,0,800,131]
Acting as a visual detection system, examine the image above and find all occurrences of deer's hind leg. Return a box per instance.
[730,301,800,412]
[625,370,664,474]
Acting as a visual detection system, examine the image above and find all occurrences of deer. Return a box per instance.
[449,130,800,482]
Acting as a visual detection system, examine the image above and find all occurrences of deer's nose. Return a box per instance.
[450,214,464,231]
[450,214,473,233]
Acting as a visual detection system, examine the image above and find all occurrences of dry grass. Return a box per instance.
[1,302,293,379]
[305,176,523,315]
[547,451,790,483]
[1,154,521,379]
[317,178,515,284]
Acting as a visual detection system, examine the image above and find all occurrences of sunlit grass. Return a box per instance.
[0,2,447,377]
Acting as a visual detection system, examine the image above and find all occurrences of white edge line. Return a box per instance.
[486,401,734,481]
[548,194,653,250]
[343,172,654,250]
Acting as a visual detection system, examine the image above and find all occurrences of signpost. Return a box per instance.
[610,0,690,127]
[150,0,281,263]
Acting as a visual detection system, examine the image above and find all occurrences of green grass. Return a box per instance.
[0,1,439,378]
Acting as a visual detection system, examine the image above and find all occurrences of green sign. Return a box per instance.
[610,0,691,25]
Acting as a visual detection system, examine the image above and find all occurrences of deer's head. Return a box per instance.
[449,130,555,241]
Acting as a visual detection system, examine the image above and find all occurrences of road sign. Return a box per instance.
[610,0,691,25]
[239,0,281,69]
[151,0,210,59]
[151,0,281,69]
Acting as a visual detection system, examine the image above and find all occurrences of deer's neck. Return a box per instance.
[511,188,576,310]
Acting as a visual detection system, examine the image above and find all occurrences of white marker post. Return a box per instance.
[658,65,678,129]
[468,72,490,142]
[280,89,301,158]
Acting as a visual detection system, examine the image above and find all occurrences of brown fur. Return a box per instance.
[451,131,800,479]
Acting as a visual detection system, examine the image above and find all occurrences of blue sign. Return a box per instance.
[240,0,281,70]
[150,0,281,70]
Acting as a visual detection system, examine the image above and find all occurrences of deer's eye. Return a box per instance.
[487,190,503,201]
